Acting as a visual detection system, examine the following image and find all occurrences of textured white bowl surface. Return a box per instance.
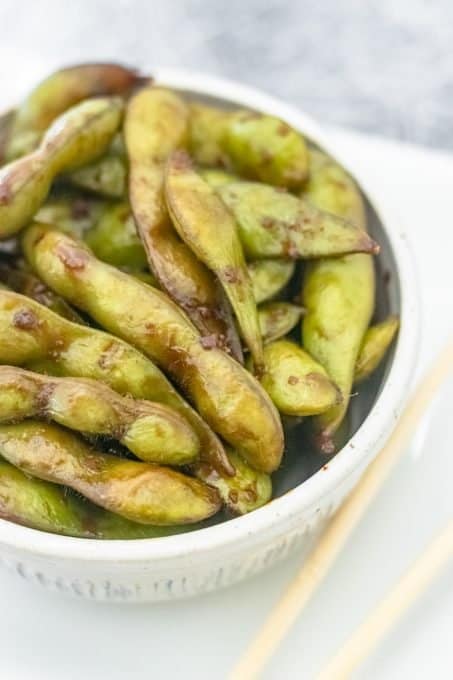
[0,69,420,602]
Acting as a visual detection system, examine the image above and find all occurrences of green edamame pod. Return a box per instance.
[6,63,145,160]
[0,288,232,476]
[0,459,188,538]
[165,151,263,368]
[0,366,200,465]
[354,315,399,384]
[302,149,375,453]
[190,104,309,188]
[216,181,379,259]
[248,259,295,304]
[256,339,341,417]
[258,302,304,344]
[68,152,126,199]
[0,421,220,525]
[189,103,229,166]
[85,201,148,269]
[67,135,127,198]
[125,87,243,360]
[23,226,284,473]
[194,449,271,515]
[0,97,123,239]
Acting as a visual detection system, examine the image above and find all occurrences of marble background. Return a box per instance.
[0,0,451,149]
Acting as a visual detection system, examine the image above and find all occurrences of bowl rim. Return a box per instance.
[0,68,420,563]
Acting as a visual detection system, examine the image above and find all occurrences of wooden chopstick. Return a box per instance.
[317,518,453,679]
[231,339,453,680]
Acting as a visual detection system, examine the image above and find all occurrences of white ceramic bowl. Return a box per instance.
[0,69,420,602]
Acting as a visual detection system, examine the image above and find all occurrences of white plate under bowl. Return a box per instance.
[0,69,420,602]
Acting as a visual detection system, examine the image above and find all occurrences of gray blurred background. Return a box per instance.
[1,0,451,150]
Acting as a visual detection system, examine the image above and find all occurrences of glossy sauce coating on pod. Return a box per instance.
[194,448,271,515]
[0,421,221,525]
[23,226,284,473]
[0,460,189,539]
[6,63,145,160]
[125,87,243,360]
[0,366,200,465]
[257,340,341,417]
[165,151,263,368]
[0,97,123,239]
[0,289,231,476]
[302,149,375,453]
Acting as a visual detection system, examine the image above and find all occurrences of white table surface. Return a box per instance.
[0,127,452,680]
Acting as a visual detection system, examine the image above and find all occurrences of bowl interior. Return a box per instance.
[0,80,401,542]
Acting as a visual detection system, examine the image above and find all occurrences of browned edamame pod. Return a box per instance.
[194,448,271,515]
[256,340,342,417]
[0,288,232,476]
[190,103,309,188]
[0,421,220,525]
[216,181,379,260]
[125,87,243,360]
[0,97,123,239]
[0,459,189,539]
[165,151,263,368]
[6,63,146,160]
[0,366,200,465]
[23,226,284,473]
[302,149,375,452]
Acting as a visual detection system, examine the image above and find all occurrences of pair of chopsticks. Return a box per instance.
[232,338,453,679]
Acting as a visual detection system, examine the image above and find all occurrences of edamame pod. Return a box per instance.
[68,135,127,198]
[0,459,188,538]
[302,149,375,452]
[125,87,242,360]
[258,302,304,344]
[0,289,232,476]
[257,340,341,417]
[6,63,145,160]
[0,366,200,465]
[354,315,399,384]
[0,421,220,525]
[216,181,379,259]
[190,104,309,188]
[0,97,123,239]
[165,151,263,368]
[248,259,295,304]
[85,201,148,269]
[69,151,126,199]
[194,449,271,515]
[23,226,284,473]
